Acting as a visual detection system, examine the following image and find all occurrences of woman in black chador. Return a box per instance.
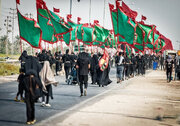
[22,55,43,125]
[96,53,112,87]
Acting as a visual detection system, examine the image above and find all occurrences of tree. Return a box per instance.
[13,35,21,55]
[0,35,8,54]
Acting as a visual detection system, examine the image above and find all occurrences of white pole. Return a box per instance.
[89,0,91,24]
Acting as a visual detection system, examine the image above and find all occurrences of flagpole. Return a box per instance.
[70,0,72,15]
[16,1,22,54]
[89,0,91,24]
[103,0,105,27]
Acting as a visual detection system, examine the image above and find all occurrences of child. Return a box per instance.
[14,68,25,102]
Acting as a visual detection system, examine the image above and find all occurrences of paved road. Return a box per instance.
[0,67,118,126]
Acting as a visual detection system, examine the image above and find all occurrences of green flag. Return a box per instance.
[37,9,57,43]
[77,24,83,40]
[109,4,118,36]
[17,9,41,48]
[94,25,106,43]
[63,32,71,46]
[47,10,71,35]
[82,26,95,42]
[117,8,135,45]
[67,21,78,41]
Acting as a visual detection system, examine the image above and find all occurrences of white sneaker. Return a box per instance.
[45,103,51,107]
[41,102,45,107]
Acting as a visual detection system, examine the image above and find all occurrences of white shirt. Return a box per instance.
[118,56,124,65]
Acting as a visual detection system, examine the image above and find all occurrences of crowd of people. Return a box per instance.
[14,48,180,124]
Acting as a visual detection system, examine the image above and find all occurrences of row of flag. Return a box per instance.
[109,0,173,54]
[16,0,117,51]
[16,0,173,55]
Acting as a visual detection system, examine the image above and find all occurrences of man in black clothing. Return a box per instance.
[131,54,136,77]
[165,55,174,82]
[90,53,98,84]
[19,50,28,71]
[76,50,90,97]
[160,55,164,70]
[124,54,130,79]
[55,52,60,75]
[63,49,72,81]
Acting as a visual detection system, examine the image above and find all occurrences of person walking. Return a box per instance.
[165,55,174,82]
[63,49,72,82]
[14,68,25,102]
[22,55,43,125]
[115,52,125,83]
[90,53,98,85]
[160,55,164,70]
[76,49,90,97]
[22,70,42,125]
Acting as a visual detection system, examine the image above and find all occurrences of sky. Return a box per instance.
[0,0,180,50]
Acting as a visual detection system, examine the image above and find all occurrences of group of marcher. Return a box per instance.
[14,48,180,124]
[115,52,156,83]
[115,51,180,83]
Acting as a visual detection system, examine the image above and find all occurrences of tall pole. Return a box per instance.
[0,0,1,26]
[4,16,11,55]
[89,0,91,24]
[70,0,72,15]
[9,8,16,55]
[103,0,105,27]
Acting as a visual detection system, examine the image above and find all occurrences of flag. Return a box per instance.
[37,8,58,43]
[117,7,135,45]
[99,49,109,71]
[121,1,138,20]
[94,25,106,43]
[77,17,81,24]
[36,0,46,9]
[17,9,42,48]
[109,4,118,36]
[94,20,99,25]
[48,10,71,35]
[16,0,20,4]
[82,26,95,42]
[67,20,78,41]
[53,7,60,13]
[109,3,114,10]
[141,15,147,21]
[67,14,72,20]
[63,32,71,46]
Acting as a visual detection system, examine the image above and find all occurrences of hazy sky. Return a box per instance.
[0,0,180,50]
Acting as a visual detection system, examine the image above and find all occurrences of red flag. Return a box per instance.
[116,0,120,7]
[36,0,46,9]
[67,14,72,20]
[99,49,109,71]
[109,3,114,11]
[77,17,81,24]
[121,1,138,19]
[53,7,60,13]
[94,20,99,25]
[16,0,20,4]
[141,15,147,21]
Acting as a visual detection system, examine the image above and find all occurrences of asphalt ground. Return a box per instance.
[0,67,119,126]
